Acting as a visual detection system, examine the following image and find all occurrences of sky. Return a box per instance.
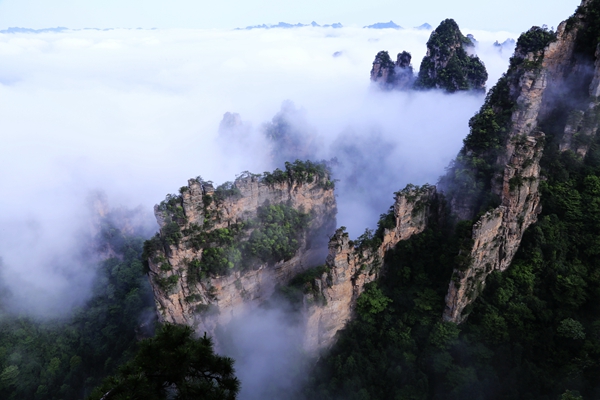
[0,0,582,33]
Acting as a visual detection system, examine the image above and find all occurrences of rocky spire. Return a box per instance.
[370,50,414,90]
[414,19,488,92]
[441,0,600,322]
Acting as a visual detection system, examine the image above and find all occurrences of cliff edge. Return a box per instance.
[442,0,600,322]
[302,185,438,351]
[143,161,337,335]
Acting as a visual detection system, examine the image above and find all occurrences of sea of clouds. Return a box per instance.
[0,23,521,400]
[0,25,516,316]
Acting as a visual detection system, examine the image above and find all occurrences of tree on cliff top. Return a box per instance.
[415,19,488,92]
[88,324,240,400]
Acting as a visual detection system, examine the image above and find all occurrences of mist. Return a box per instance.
[214,301,309,400]
[0,22,514,334]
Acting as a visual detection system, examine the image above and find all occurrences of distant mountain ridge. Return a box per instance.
[364,21,402,29]
[415,23,433,30]
[237,21,343,30]
[0,27,68,34]
[1,23,433,34]
[237,21,432,30]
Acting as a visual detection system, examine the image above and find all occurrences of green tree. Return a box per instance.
[88,324,240,400]
[560,390,583,400]
[356,283,392,324]
[415,19,488,92]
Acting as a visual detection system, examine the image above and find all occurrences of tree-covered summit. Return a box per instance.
[414,19,488,92]
[370,19,487,92]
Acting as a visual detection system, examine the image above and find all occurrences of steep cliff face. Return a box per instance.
[443,134,544,322]
[145,0,600,353]
[542,0,600,157]
[294,1,600,396]
[303,185,437,351]
[443,2,600,322]
[144,162,336,335]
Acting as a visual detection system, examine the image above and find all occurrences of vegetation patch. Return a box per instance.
[262,160,335,189]
[515,25,557,55]
[154,274,179,293]
[415,19,488,92]
[280,265,330,307]
[247,203,310,263]
[306,73,600,399]
[156,193,187,224]
[214,181,242,204]
[571,0,600,59]
[440,71,513,217]
[305,212,467,399]
[0,226,156,400]
[183,203,310,284]
[87,324,239,400]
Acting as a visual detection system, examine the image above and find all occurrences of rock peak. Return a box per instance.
[414,18,487,92]
[144,161,337,337]
[369,50,415,90]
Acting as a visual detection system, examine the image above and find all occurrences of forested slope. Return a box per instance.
[305,1,600,398]
[0,215,155,399]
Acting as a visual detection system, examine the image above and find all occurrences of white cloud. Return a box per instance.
[0,25,515,316]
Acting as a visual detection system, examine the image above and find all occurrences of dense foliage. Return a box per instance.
[184,224,245,279]
[0,224,155,400]
[305,136,600,398]
[279,265,330,308]
[439,74,512,217]
[247,203,310,263]
[416,113,600,399]
[305,19,600,396]
[262,160,335,189]
[157,193,187,225]
[439,23,555,219]
[88,324,240,400]
[440,24,557,218]
[371,51,397,86]
[415,19,488,92]
[214,181,242,204]
[304,215,470,399]
[463,77,514,155]
[153,194,186,247]
[147,165,318,285]
[181,203,310,284]
[515,26,557,55]
[569,0,600,59]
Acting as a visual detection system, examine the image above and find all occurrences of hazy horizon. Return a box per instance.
[0,0,580,33]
